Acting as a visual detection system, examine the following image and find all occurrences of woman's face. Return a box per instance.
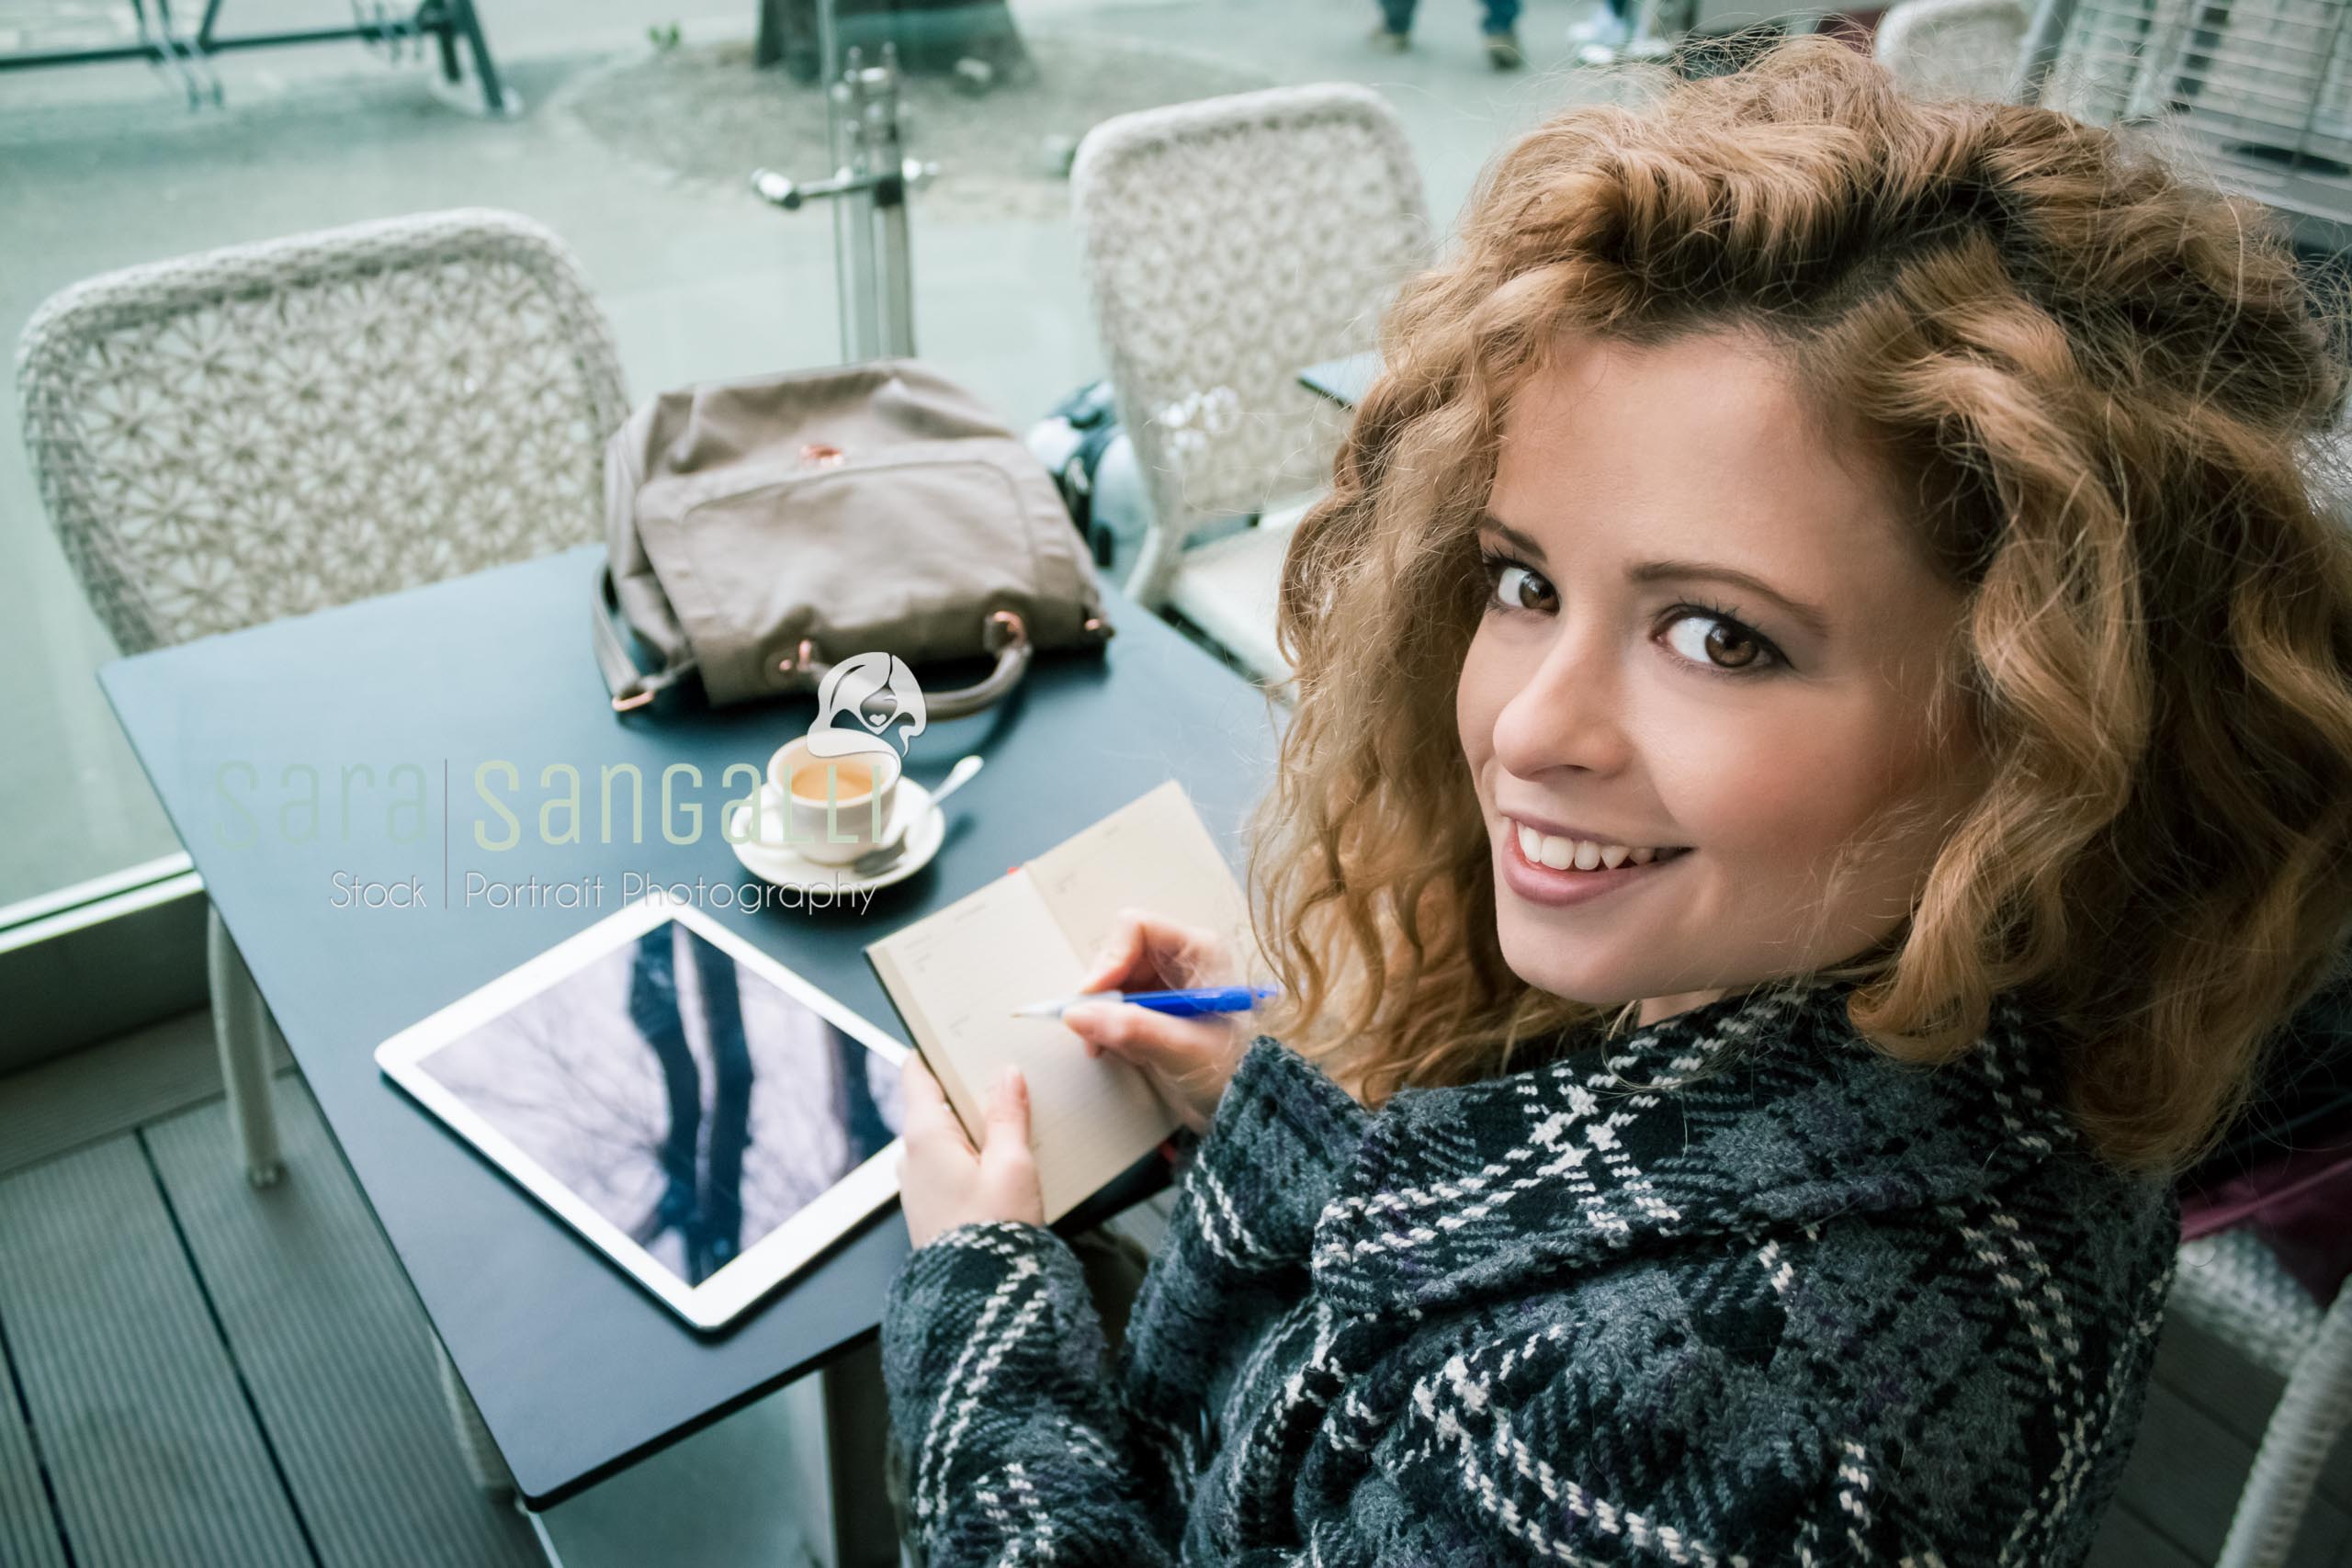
[1456,331,1978,1024]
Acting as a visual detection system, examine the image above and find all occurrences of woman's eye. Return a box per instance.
[1479,555,1782,673]
[1661,610,1778,672]
[1483,556,1557,614]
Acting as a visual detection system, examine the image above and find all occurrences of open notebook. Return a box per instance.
[865,779,1262,1222]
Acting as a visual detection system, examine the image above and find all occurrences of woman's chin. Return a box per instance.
[1492,920,1648,1010]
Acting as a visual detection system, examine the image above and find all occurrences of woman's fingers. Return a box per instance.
[1062,999,1232,1071]
[980,1067,1031,1162]
[1082,907,1235,993]
[900,1055,972,1154]
[899,1063,1043,1245]
[1066,913,1249,1138]
[1080,910,1148,990]
[977,1067,1044,1222]
[1059,999,1238,1135]
[901,1054,944,1115]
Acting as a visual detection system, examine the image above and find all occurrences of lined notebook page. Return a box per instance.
[866,867,1174,1223]
[1024,780,1263,982]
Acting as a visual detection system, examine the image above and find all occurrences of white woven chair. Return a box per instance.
[18,208,628,1503]
[1873,0,2032,101]
[2170,1225,2352,1567]
[17,209,630,1190]
[1071,84,1430,694]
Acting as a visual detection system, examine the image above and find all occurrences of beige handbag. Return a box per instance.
[594,360,1115,715]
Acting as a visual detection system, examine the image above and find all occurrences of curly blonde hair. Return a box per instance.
[1243,37,2352,1175]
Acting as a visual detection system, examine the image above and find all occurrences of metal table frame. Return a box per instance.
[0,0,507,113]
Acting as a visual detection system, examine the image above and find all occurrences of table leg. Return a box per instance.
[432,1334,518,1498]
[206,902,284,1188]
[820,1337,901,1568]
[446,0,507,115]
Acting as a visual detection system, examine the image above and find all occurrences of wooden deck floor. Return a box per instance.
[1,1011,2347,1567]
[0,1012,538,1568]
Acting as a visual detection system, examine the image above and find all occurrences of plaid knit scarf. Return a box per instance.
[883,976,2181,1566]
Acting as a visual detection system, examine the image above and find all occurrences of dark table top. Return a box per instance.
[98,542,1283,1506]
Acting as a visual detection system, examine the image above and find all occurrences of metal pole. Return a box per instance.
[815,0,862,363]
[864,51,916,358]
[750,42,930,361]
[837,51,881,362]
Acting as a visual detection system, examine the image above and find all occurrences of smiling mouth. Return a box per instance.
[1506,817,1692,873]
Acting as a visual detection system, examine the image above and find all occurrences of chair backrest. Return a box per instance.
[17,208,630,654]
[1872,0,2031,102]
[1070,84,1430,593]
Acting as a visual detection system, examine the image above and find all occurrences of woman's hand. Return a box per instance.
[1061,907,1251,1135]
[898,1055,1045,1250]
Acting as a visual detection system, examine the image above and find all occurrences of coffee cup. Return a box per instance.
[761,738,902,865]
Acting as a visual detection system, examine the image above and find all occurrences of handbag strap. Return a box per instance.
[793,609,1033,721]
[594,566,694,712]
[597,567,1034,720]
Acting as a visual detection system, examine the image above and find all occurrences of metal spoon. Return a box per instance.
[849,753,984,876]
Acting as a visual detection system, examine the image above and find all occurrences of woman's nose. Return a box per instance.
[1488,628,1632,780]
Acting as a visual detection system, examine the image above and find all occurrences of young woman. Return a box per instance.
[886,38,2352,1565]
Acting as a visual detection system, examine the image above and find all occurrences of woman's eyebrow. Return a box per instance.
[1477,517,1548,560]
[1477,517,1830,639]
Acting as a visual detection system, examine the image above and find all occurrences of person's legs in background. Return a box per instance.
[1373,0,1521,64]
[1568,0,1633,49]
[1482,0,1525,66]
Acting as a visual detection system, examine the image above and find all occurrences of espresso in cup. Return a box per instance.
[762,738,900,864]
[788,760,875,802]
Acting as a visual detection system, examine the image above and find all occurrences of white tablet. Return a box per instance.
[375,894,907,1332]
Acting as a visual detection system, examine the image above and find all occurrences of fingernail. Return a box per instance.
[1061,1003,1104,1032]
[997,1065,1022,1092]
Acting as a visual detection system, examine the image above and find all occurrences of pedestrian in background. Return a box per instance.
[1370,0,1525,68]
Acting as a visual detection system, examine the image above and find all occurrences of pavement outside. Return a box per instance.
[567,28,1274,221]
[0,0,1623,906]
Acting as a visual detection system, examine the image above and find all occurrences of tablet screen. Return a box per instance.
[411,916,905,1287]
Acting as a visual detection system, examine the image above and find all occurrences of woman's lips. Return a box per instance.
[1498,815,1687,908]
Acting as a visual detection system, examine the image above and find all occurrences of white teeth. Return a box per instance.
[1510,818,1678,873]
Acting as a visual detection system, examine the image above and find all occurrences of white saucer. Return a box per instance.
[726,778,944,895]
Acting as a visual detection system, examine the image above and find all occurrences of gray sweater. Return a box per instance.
[881,976,2179,1565]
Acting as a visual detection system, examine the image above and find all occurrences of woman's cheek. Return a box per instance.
[1637,692,1869,862]
[1455,627,1506,761]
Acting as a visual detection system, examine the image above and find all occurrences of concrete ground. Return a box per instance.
[1,0,1621,907]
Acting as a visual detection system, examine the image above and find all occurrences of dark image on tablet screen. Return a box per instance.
[416,919,905,1285]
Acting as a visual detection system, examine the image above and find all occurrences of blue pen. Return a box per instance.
[1010,984,1280,1021]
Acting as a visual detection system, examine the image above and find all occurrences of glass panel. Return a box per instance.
[2,0,873,910]
[1,0,1825,913]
